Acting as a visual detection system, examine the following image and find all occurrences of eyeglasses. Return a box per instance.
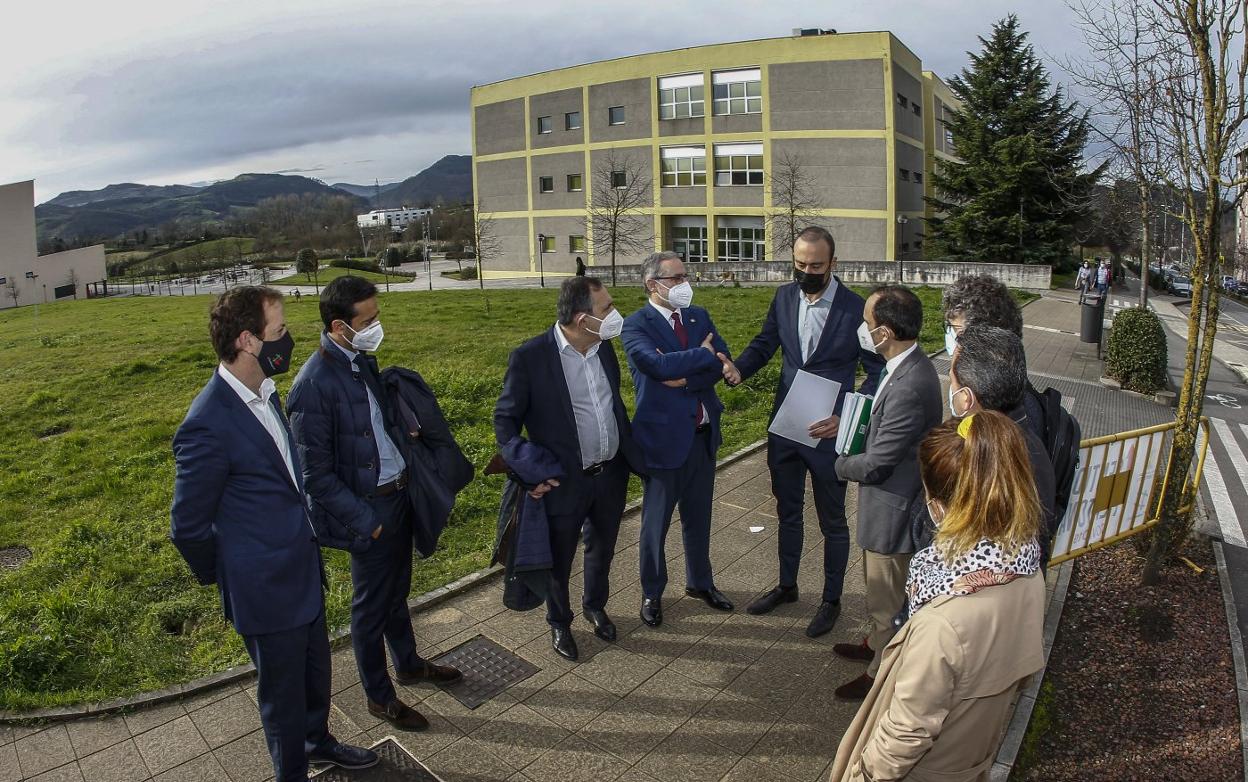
[654,274,689,283]
[942,320,964,334]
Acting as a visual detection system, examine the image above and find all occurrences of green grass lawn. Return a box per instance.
[271,266,410,286]
[0,284,952,709]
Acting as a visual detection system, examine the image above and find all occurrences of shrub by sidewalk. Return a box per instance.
[1106,307,1167,394]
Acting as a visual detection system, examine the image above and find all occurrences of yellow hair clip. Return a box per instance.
[957,415,974,440]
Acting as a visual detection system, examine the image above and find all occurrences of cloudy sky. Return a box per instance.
[1,0,1085,203]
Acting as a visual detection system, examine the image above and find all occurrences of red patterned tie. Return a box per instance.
[671,311,689,349]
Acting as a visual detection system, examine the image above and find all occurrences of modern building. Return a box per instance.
[469,29,959,278]
[356,206,434,233]
[0,180,106,309]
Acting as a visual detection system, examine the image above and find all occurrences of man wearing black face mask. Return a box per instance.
[171,287,377,781]
[734,227,885,639]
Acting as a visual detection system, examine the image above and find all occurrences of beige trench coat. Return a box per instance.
[829,573,1046,782]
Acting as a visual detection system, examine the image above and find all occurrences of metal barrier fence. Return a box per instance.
[1049,417,1211,566]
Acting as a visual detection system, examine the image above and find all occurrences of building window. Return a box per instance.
[671,225,708,262]
[717,225,766,262]
[538,176,554,193]
[610,170,627,189]
[896,93,908,108]
[570,235,587,253]
[899,169,910,181]
[567,174,583,192]
[565,111,582,130]
[659,74,705,120]
[608,106,626,125]
[914,172,924,184]
[537,116,552,134]
[714,143,764,186]
[712,68,762,115]
[944,127,954,146]
[661,146,706,186]
[912,102,921,116]
[540,235,556,253]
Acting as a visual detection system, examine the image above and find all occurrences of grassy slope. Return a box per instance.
[0,285,953,709]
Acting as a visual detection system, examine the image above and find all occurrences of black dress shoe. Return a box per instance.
[834,672,875,700]
[746,585,798,615]
[640,597,663,627]
[805,600,842,638]
[552,626,579,661]
[308,741,380,769]
[833,638,874,662]
[583,608,617,642]
[685,587,734,612]
[395,660,463,685]
[367,698,429,732]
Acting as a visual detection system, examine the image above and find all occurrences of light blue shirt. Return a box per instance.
[553,323,619,468]
[798,275,839,363]
[332,340,406,485]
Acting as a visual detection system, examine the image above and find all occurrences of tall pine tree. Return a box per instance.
[928,15,1102,265]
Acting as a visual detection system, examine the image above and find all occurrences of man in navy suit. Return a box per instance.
[734,227,885,638]
[170,287,376,781]
[621,251,739,627]
[494,276,646,661]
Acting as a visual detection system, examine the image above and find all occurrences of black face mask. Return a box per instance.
[794,266,829,295]
[256,331,295,377]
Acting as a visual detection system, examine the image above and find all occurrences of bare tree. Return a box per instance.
[64,268,80,299]
[5,278,19,307]
[766,149,819,260]
[589,152,653,286]
[1140,0,1248,583]
[472,200,502,292]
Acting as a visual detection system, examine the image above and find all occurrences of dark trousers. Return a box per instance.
[767,435,850,603]
[546,456,628,628]
[639,428,715,599]
[349,490,422,705]
[241,608,334,782]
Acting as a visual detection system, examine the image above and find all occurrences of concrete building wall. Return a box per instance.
[530,87,585,150]
[589,146,654,208]
[531,151,588,211]
[588,79,651,142]
[35,245,107,301]
[768,59,885,131]
[474,99,525,156]
[488,217,532,273]
[535,215,591,275]
[659,116,705,138]
[893,67,924,142]
[714,185,764,208]
[772,138,887,211]
[0,180,37,289]
[476,158,529,213]
[711,113,762,135]
[895,142,926,213]
[659,187,708,208]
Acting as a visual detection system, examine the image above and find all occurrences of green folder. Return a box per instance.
[840,394,873,456]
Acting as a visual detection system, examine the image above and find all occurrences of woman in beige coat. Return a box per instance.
[830,411,1047,782]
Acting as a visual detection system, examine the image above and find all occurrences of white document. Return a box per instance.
[768,370,842,448]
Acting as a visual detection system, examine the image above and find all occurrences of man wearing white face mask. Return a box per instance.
[289,276,462,733]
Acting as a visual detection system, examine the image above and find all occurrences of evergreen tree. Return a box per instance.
[928,15,1103,265]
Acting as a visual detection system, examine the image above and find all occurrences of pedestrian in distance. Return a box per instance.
[575,256,587,276]
[1075,261,1092,304]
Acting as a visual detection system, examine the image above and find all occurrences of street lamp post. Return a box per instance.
[895,215,909,282]
[537,234,546,288]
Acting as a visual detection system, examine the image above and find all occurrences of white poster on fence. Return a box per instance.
[1050,430,1168,563]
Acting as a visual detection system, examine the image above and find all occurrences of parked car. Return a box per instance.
[1169,275,1193,297]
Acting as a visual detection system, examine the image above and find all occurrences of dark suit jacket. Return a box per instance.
[621,304,730,470]
[735,279,886,455]
[170,371,324,637]
[836,347,944,553]
[493,328,645,517]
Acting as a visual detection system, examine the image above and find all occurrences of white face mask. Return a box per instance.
[658,280,694,309]
[584,309,624,341]
[345,320,384,352]
[948,383,973,418]
[944,325,959,356]
[857,321,885,354]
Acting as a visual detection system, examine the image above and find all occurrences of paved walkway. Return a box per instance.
[0,287,1170,782]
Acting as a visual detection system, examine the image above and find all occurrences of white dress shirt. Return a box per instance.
[647,300,709,425]
[553,324,620,469]
[217,364,298,486]
[798,276,840,363]
[331,340,406,484]
[874,342,918,403]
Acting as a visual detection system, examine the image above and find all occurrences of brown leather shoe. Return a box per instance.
[833,638,874,663]
[834,673,875,701]
[394,661,463,686]
[367,699,430,731]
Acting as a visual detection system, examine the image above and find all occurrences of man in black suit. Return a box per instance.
[734,227,885,638]
[494,276,645,660]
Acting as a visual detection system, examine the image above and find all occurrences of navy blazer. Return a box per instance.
[621,304,730,470]
[170,371,325,637]
[494,328,645,517]
[735,279,886,454]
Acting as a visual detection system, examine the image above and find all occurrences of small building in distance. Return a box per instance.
[469,28,959,279]
[0,180,106,309]
[356,206,434,233]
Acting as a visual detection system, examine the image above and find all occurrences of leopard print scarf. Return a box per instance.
[905,538,1041,617]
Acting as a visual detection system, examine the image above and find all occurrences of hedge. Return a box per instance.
[329,258,383,273]
[1106,307,1168,394]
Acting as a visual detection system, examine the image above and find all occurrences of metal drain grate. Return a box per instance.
[431,634,539,709]
[0,546,31,571]
[311,736,443,781]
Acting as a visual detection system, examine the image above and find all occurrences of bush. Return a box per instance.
[1106,307,1168,394]
[329,258,382,273]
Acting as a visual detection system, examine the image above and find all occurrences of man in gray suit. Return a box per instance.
[831,285,943,700]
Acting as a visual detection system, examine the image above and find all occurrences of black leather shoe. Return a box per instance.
[746,585,798,615]
[640,597,663,627]
[395,660,463,686]
[308,741,380,769]
[833,638,875,662]
[552,626,579,661]
[834,672,875,700]
[367,699,429,732]
[584,608,616,642]
[805,600,842,638]
[686,587,734,612]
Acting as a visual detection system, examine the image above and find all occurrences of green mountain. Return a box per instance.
[331,181,401,199]
[377,155,473,208]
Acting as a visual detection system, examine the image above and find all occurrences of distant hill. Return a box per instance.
[331,181,401,199]
[377,155,473,208]
[36,174,361,242]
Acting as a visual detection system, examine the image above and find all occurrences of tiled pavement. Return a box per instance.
[0,290,1138,782]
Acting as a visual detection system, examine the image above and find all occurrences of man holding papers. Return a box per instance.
[831,285,942,700]
[734,227,885,638]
